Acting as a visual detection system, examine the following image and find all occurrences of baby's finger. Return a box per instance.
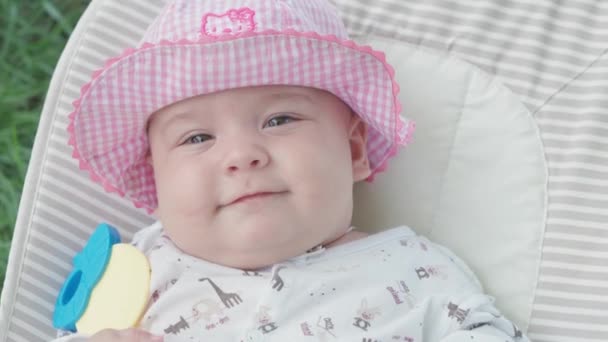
[118,328,164,342]
[89,329,128,342]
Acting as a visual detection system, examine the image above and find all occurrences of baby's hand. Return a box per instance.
[88,328,163,342]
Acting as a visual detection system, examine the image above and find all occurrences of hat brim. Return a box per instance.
[68,30,414,212]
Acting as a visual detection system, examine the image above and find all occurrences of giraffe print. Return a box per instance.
[271,266,286,292]
[199,277,243,308]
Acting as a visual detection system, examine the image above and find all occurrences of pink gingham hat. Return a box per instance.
[68,0,415,212]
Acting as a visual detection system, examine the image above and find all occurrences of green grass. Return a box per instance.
[0,0,89,292]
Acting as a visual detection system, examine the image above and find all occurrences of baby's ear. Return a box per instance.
[348,115,371,182]
[145,149,153,165]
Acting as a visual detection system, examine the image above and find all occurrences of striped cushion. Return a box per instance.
[1,0,606,341]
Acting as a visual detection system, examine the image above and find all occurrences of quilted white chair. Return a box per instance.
[2,1,607,341]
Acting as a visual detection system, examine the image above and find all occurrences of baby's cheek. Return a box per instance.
[156,166,207,212]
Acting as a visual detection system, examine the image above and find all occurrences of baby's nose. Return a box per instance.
[227,159,261,172]
[224,145,270,174]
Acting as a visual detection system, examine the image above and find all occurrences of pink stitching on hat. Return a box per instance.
[201,8,256,37]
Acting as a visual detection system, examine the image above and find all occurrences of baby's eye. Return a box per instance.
[183,133,213,145]
[264,114,298,128]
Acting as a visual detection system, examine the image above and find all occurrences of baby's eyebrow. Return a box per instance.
[154,111,201,138]
[162,111,199,127]
[264,92,316,104]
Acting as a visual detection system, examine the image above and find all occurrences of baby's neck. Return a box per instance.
[322,229,369,249]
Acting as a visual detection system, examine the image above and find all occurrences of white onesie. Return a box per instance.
[57,222,529,342]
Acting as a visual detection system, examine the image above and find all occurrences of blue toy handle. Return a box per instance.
[53,223,121,331]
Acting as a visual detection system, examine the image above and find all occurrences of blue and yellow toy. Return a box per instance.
[53,223,151,335]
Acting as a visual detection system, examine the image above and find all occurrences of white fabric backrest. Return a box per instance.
[351,39,546,330]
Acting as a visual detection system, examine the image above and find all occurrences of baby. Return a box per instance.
[56,0,529,341]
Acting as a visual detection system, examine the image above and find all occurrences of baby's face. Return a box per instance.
[147,85,370,269]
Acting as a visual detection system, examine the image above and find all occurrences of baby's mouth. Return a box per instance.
[221,191,288,208]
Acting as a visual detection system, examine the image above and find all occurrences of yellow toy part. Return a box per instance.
[76,243,151,335]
